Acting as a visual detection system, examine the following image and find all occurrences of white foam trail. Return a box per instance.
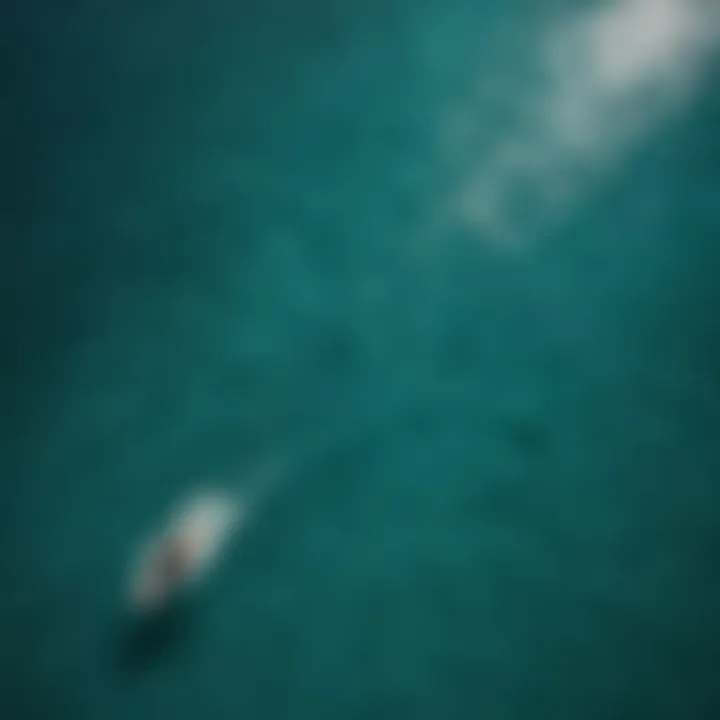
[447,0,718,245]
[167,490,243,579]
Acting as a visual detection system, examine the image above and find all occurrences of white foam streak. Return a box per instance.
[449,0,718,245]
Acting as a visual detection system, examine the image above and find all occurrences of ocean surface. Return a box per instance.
[2,1,720,718]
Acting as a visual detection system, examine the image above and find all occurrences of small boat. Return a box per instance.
[128,490,242,613]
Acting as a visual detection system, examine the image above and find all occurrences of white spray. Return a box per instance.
[126,422,355,614]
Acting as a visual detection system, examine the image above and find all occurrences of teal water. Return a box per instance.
[3,1,720,718]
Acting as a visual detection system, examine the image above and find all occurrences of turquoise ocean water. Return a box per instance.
[2,1,720,718]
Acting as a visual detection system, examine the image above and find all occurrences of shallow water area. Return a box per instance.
[2,1,720,719]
